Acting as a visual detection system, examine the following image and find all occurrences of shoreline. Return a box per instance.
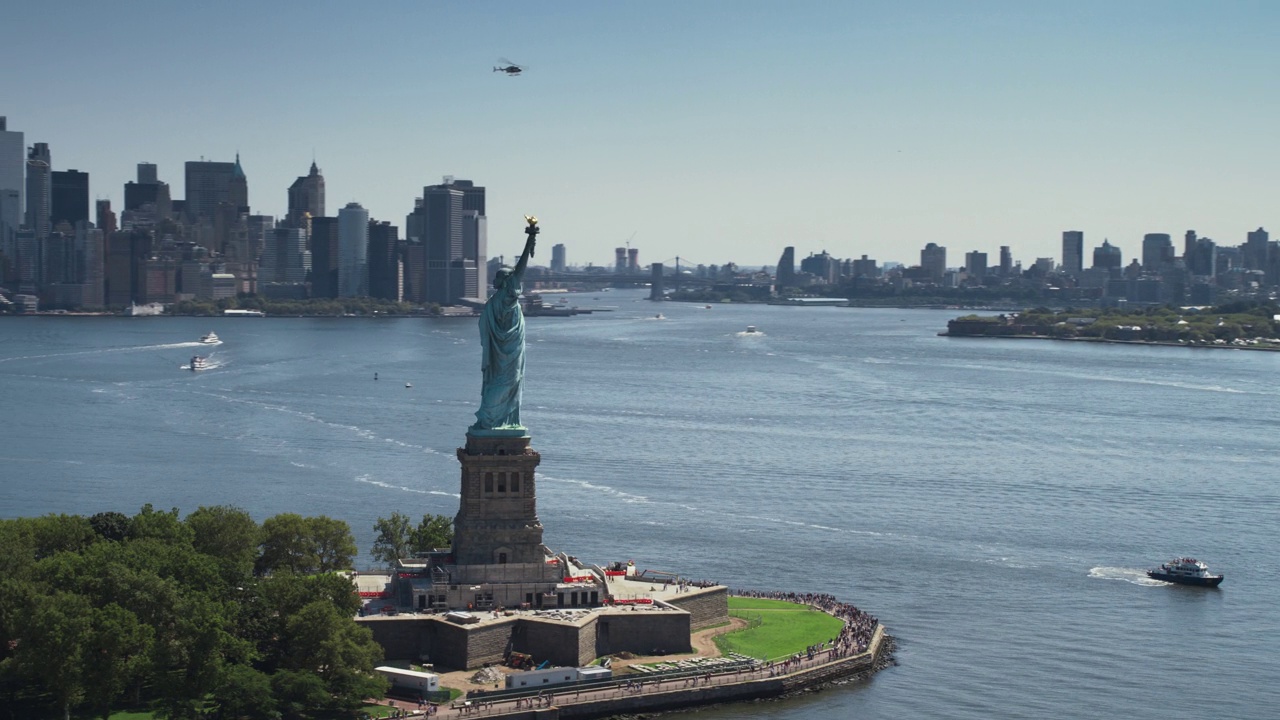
[376,597,893,720]
[939,332,1280,352]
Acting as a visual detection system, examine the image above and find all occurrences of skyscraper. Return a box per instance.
[1141,233,1174,270]
[95,200,117,238]
[776,246,796,288]
[124,163,172,217]
[1062,231,1084,275]
[309,216,339,298]
[0,117,23,229]
[551,243,566,273]
[51,169,90,229]
[921,242,946,280]
[964,251,988,277]
[462,210,486,298]
[1092,240,1122,271]
[1245,227,1270,271]
[286,161,325,230]
[25,143,51,239]
[184,155,247,221]
[367,220,400,300]
[422,183,463,305]
[337,202,369,297]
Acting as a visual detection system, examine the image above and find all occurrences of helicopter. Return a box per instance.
[493,58,525,76]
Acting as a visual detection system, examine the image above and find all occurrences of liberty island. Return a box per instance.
[354,219,891,715]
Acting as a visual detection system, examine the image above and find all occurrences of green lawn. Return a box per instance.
[714,597,844,661]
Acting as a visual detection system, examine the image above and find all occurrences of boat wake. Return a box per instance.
[1089,566,1168,586]
[735,330,765,338]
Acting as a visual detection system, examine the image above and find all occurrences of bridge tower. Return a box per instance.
[649,262,664,300]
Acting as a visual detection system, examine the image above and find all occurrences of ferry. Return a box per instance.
[189,356,209,371]
[1147,557,1224,587]
[199,331,220,344]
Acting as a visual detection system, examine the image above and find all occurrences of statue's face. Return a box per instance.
[494,267,514,289]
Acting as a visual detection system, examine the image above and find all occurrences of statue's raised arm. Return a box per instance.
[512,215,539,282]
[470,216,541,436]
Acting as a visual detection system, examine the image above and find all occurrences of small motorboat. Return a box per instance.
[190,356,209,371]
[199,331,220,344]
[655,313,665,320]
[744,325,759,334]
[405,382,413,388]
[1147,557,1224,587]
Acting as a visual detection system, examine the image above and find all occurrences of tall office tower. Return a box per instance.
[76,220,105,307]
[246,215,274,258]
[999,246,1012,276]
[421,183,464,305]
[124,163,173,217]
[51,169,89,228]
[286,161,325,229]
[96,200,116,237]
[1141,233,1174,270]
[551,243,566,273]
[26,143,51,239]
[261,227,310,284]
[337,202,369,297]
[776,246,796,288]
[449,178,486,215]
[921,242,947,280]
[964,251,988,277]
[614,247,627,273]
[1183,230,1197,261]
[184,155,247,221]
[15,227,39,293]
[309,216,339,298]
[800,251,839,283]
[462,209,486,298]
[367,220,400,300]
[1245,227,1270,271]
[1092,239,1122,270]
[0,189,18,270]
[627,247,639,273]
[1188,237,1217,277]
[1062,231,1084,275]
[0,117,23,225]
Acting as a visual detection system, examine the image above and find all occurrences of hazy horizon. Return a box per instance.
[4,0,1277,267]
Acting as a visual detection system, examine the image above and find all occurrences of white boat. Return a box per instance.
[190,356,209,371]
[199,331,220,344]
[744,325,759,334]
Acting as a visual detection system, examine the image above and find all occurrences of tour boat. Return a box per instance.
[199,331,220,344]
[1147,557,1224,587]
[189,356,209,371]
[744,325,759,334]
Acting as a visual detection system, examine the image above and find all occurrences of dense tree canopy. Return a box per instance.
[0,506,385,719]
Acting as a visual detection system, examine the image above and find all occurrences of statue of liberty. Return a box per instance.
[471,216,539,435]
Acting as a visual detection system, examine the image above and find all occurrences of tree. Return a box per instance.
[12,592,92,720]
[309,516,357,573]
[257,514,317,576]
[257,514,356,576]
[82,603,155,720]
[411,514,454,554]
[370,512,413,566]
[186,505,260,583]
[129,504,194,545]
[89,511,130,542]
[215,664,277,720]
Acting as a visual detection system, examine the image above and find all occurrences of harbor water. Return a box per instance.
[2,290,1276,719]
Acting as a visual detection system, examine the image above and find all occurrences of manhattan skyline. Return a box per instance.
[3,1,1277,267]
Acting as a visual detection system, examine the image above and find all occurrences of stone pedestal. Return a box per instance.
[452,432,545,566]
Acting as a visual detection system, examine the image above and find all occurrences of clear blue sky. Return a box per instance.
[3,1,1277,268]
